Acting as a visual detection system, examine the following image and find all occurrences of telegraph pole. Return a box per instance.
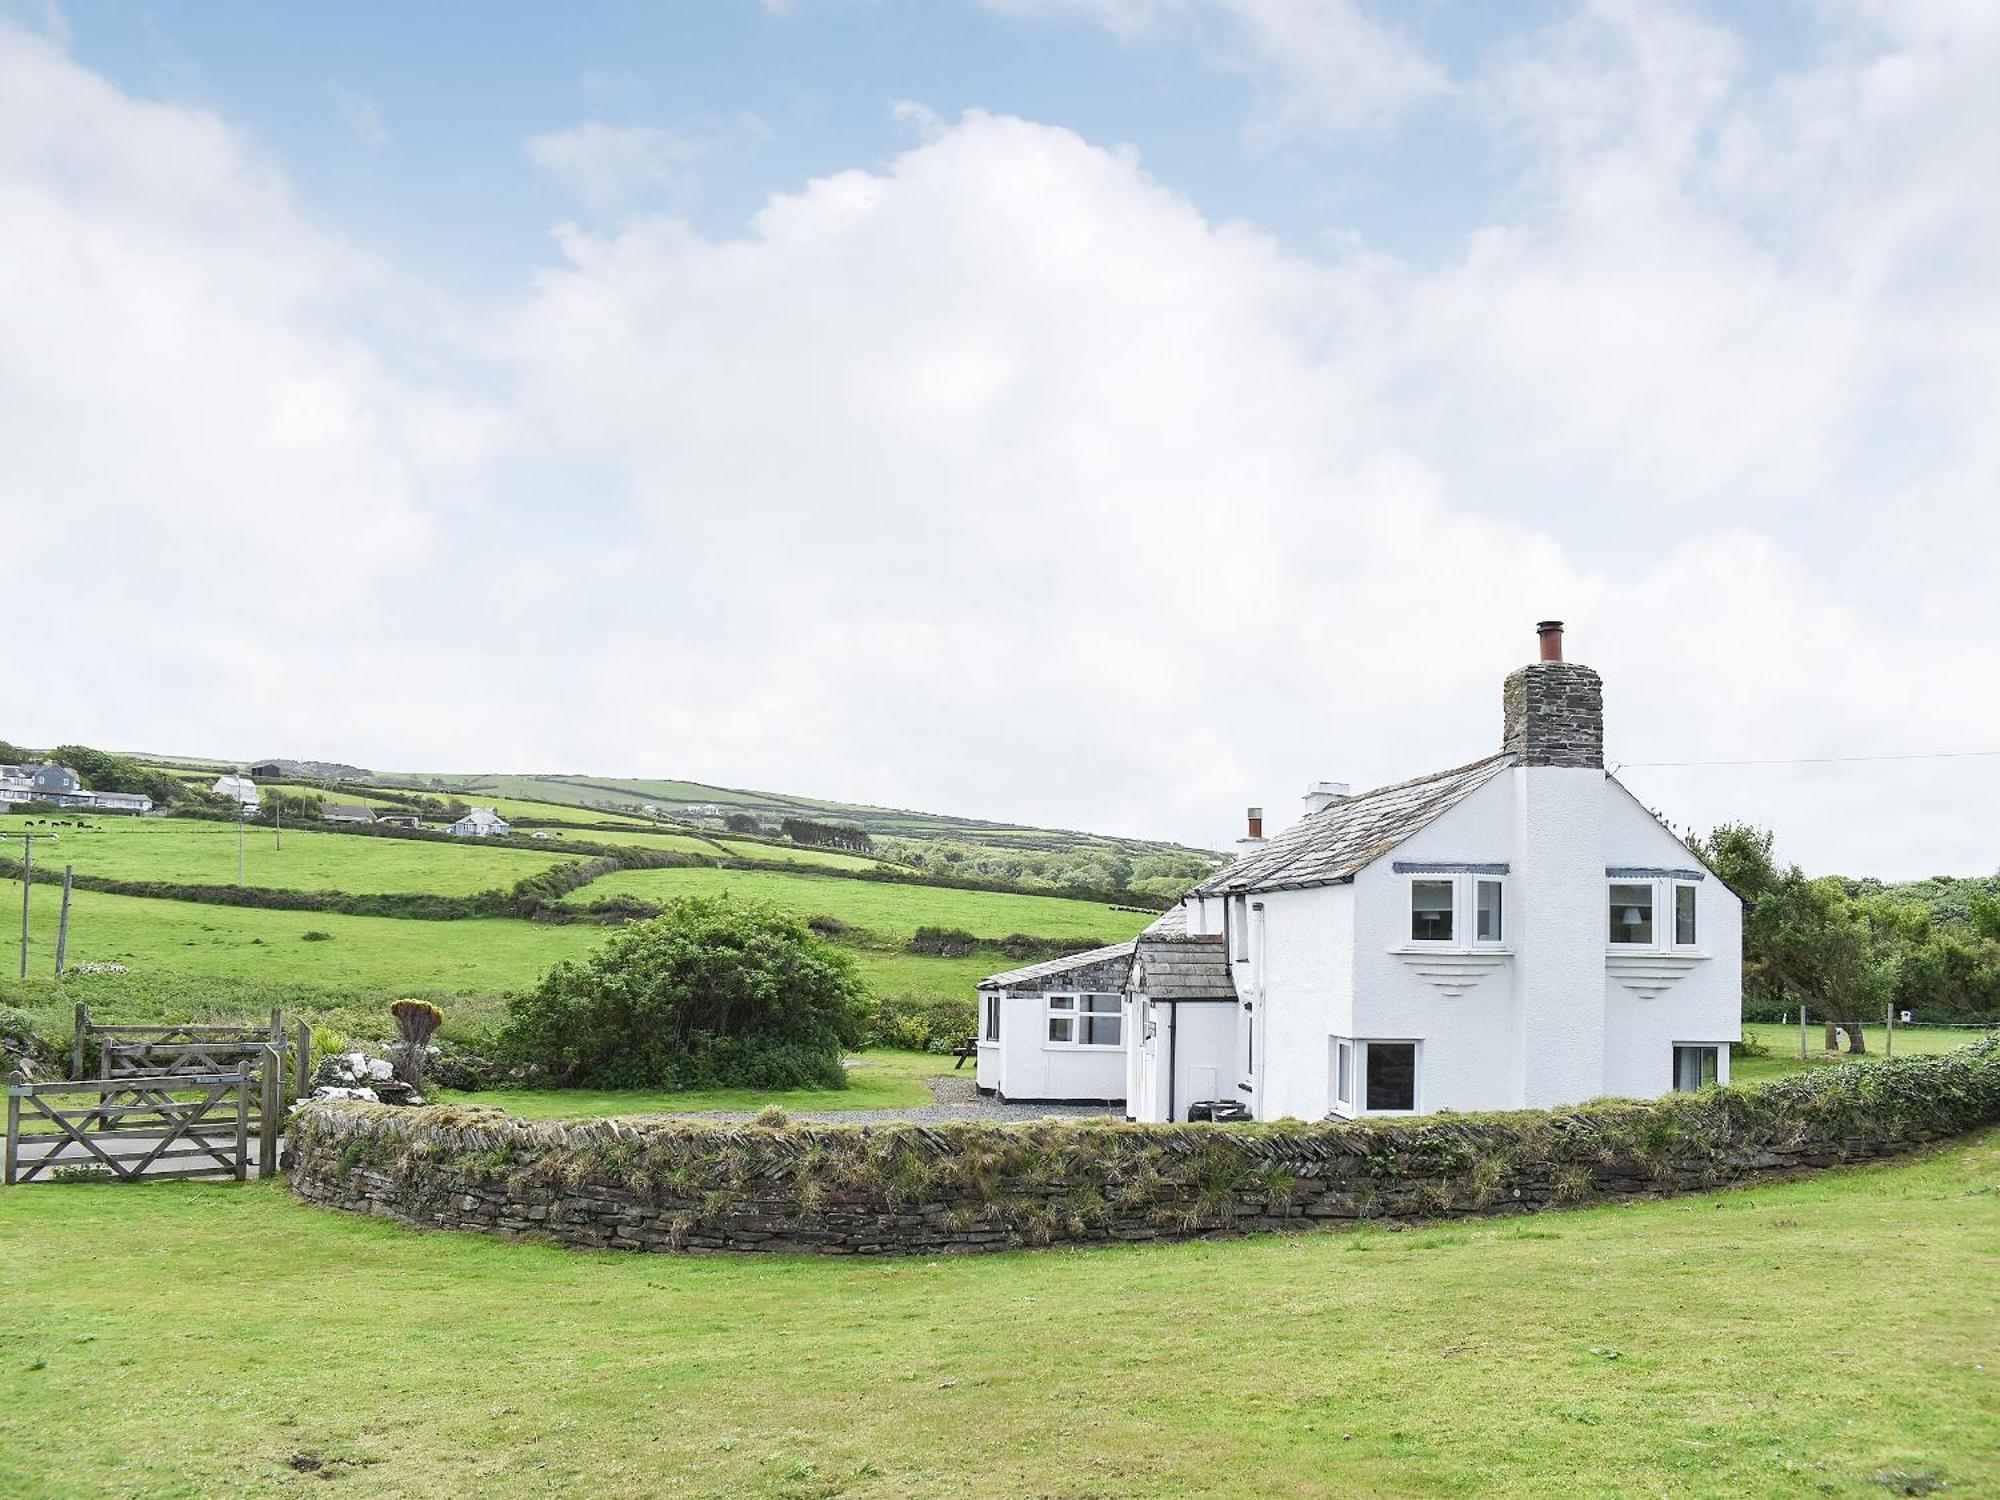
[237,804,246,886]
[54,864,72,975]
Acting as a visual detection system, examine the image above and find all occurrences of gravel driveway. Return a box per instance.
[637,1073,1121,1126]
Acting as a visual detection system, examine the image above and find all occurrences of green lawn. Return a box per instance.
[0,815,564,895]
[1736,1023,1982,1085]
[0,1132,1993,1497]
[579,865,1148,943]
[714,838,893,871]
[441,1049,956,1118]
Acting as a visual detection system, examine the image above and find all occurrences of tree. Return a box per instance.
[497,897,871,1090]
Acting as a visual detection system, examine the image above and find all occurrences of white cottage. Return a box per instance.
[212,774,261,813]
[978,623,1741,1120]
[448,807,512,838]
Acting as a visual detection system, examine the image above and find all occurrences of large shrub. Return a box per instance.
[497,897,871,1090]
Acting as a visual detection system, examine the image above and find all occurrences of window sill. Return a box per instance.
[1391,945,1513,957]
[1040,1044,1124,1053]
[1604,948,1710,959]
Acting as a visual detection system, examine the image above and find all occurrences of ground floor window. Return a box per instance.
[1335,1039,1353,1107]
[982,994,999,1042]
[1672,1044,1719,1093]
[1047,993,1121,1047]
[1365,1041,1418,1112]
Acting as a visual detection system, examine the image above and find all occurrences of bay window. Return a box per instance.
[1672,1044,1719,1092]
[1364,1041,1418,1112]
[1606,875,1704,952]
[1674,883,1698,947]
[1475,877,1505,943]
[1403,871,1508,951]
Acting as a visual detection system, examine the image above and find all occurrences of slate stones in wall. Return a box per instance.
[286,1043,2000,1257]
[1503,660,1605,768]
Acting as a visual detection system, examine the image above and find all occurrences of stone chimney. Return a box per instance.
[1302,781,1350,816]
[1502,620,1603,768]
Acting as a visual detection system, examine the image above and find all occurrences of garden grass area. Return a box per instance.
[1736,1023,1981,1085]
[537,825,729,856]
[0,815,564,895]
[578,864,1151,943]
[714,838,892,871]
[440,1049,956,1119]
[1,1132,1994,1498]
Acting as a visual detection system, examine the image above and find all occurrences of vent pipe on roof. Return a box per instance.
[1303,781,1349,816]
[1238,806,1266,852]
[1537,620,1564,661]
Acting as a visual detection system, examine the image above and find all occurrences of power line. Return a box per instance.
[1613,749,2000,772]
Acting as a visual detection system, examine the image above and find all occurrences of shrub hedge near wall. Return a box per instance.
[289,1040,2000,1257]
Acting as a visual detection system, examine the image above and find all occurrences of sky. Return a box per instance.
[2,0,1996,879]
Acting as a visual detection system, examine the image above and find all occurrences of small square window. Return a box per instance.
[1411,880,1454,943]
[1080,993,1123,1046]
[1047,1015,1073,1044]
[1674,884,1697,946]
[1609,883,1654,945]
[1476,878,1504,943]
[1048,995,1075,1010]
[1365,1042,1416,1111]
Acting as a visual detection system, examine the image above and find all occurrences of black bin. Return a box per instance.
[1187,1099,1251,1123]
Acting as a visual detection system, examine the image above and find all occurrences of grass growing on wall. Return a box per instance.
[0,1132,1993,1497]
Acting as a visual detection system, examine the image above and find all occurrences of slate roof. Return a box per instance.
[1131,934,1236,1001]
[1197,753,1515,896]
[977,939,1137,991]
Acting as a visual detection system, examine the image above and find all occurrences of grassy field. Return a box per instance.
[580,865,1150,943]
[0,1131,1992,1497]
[0,815,565,895]
[1735,1022,1982,1085]
[440,1049,956,1118]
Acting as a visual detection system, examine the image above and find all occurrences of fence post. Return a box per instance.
[1885,1003,1894,1058]
[54,865,71,975]
[4,1072,20,1187]
[294,1020,311,1102]
[234,1063,252,1183]
[71,1002,87,1082]
[258,1047,280,1180]
[1798,1005,1807,1061]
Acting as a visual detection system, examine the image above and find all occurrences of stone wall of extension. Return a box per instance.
[287,1041,2000,1257]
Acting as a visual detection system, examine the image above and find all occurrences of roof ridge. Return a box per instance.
[1328,750,1514,808]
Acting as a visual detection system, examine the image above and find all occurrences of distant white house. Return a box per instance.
[684,802,724,818]
[0,763,152,813]
[448,807,512,838]
[212,774,261,814]
[979,623,1742,1121]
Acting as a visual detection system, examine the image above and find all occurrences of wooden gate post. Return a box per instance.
[293,1020,311,1102]
[234,1063,253,1183]
[71,1002,87,1082]
[258,1047,281,1180]
[4,1072,20,1187]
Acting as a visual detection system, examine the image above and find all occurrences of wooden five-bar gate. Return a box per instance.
[3,1006,311,1185]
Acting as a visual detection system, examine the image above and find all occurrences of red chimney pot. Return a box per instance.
[1536,620,1564,662]
[1246,807,1264,839]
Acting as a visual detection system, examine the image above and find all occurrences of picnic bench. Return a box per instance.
[951,1035,979,1069]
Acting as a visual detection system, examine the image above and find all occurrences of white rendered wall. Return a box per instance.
[991,990,1125,1102]
[1510,765,1609,1108]
[1349,782,1524,1115]
[1250,884,1352,1120]
[1597,779,1743,1097]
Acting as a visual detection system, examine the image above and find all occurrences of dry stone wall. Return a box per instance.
[288,1041,2000,1256]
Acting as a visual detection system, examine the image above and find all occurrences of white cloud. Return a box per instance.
[986,0,1448,138]
[526,120,705,213]
[7,8,2000,880]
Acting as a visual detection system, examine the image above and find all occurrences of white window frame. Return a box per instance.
[1607,880,1657,949]
[1407,877,1457,946]
[1044,992,1122,1050]
[981,993,999,1044]
[1671,1042,1722,1093]
[1401,873,1510,954]
[1358,1038,1421,1116]
[1672,881,1700,951]
[1606,878,1705,955]
[1331,1037,1355,1116]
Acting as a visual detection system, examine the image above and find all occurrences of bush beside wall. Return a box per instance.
[288,1039,2000,1256]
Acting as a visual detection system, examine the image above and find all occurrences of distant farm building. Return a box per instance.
[683,803,724,818]
[448,807,512,838]
[377,813,421,829]
[249,761,283,779]
[212,775,261,813]
[322,803,376,825]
